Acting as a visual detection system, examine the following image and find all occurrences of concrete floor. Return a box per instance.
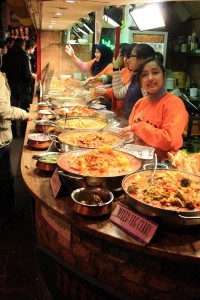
[0,139,40,300]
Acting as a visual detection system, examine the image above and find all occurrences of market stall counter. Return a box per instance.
[21,101,200,300]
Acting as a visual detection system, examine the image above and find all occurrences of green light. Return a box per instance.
[101,39,115,50]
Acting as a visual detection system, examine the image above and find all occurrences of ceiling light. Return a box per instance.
[83,23,93,34]
[129,4,165,31]
[103,7,123,28]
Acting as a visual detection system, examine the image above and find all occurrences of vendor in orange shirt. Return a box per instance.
[94,43,134,114]
[121,57,188,160]
[65,44,113,85]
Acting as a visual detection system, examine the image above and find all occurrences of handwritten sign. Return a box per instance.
[50,168,62,198]
[110,203,158,244]
[50,168,70,199]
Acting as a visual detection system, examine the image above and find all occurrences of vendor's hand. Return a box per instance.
[112,57,120,69]
[120,126,133,136]
[84,76,96,85]
[31,72,37,79]
[65,44,75,57]
[95,87,107,96]
[26,113,33,121]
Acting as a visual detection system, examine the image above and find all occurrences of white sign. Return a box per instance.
[110,203,158,244]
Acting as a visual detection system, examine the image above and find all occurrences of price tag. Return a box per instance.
[110,202,158,244]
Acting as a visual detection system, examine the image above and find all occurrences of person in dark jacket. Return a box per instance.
[2,38,32,138]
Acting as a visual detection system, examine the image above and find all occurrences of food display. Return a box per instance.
[168,151,200,175]
[123,170,200,212]
[58,131,123,148]
[49,77,84,94]
[56,117,107,130]
[55,106,95,117]
[57,146,141,176]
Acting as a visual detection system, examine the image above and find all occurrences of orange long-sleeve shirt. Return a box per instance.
[129,92,189,159]
[106,67,132,115]
[105,67,132,99]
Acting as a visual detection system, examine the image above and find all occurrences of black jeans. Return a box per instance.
[0,145,15,216]
[11,94,31,138]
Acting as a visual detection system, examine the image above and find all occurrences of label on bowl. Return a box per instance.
[110,202,158,244]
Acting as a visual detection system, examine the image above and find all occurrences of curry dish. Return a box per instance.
[124,170,200,211]
[55,106,94,117]
[58,131,122,148]
[56,117,107,130]
[58,146,140,176]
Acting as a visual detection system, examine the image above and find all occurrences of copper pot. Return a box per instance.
[35,120,55,133]
[33,152,60,172]
[71,187,114,217]
[37,102,52,111]
[37,110,56,120]
[27,133,51,150]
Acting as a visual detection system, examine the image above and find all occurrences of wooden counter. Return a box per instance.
[21,101,200,300]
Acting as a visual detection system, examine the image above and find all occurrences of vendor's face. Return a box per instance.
[118,50,125,68]
[140,61,165,94]
[128,48,143,71]
[95,49,101,62]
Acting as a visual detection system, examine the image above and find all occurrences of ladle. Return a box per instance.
[148,153,157,184]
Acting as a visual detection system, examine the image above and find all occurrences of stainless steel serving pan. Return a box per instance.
[57,149,141,192]
[122,169,200,227]
[50,116,109,134]
[50,130,133,152]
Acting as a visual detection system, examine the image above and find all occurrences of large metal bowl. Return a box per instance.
[52,130,126,152]
[71,187,114,217]
[122,169,200,227]
[53,116,109,134]
[57,149,141,192]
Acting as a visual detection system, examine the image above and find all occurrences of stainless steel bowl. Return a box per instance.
[71,187,114,217]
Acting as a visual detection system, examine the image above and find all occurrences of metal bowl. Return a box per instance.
[27,133,51,150]
[71,187,114,217]
[35,120,55,133]
[37,102,52,111]
[35,152,60,173]
[37,110,56,120]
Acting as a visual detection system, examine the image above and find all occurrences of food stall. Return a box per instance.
[20,75,200,300]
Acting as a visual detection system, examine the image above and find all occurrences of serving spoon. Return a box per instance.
[148,153,157,184]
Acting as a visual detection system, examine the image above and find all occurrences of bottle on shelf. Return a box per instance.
[187,35,192,52]
[191,31,197,51]
[189,81,198,97]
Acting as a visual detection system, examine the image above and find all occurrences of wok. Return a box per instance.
[122,169,200,227]
[57,149,141,192]
[51,130,133,152]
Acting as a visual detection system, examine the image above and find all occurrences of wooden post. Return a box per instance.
[114,27,120,59]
